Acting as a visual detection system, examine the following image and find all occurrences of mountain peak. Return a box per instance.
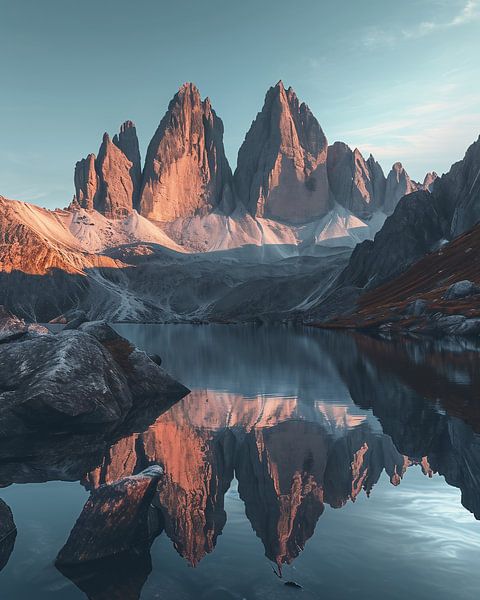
[139,85,234,221]
[177,82,201,99]
[234,83,330,224]
[119,120,136,134]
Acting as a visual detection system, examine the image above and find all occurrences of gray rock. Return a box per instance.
[63,310,88,330]
[443,280,480,301]
[139,83,234,221]
[234,81,331,224]
[0,322,189,437]
[148,353,162,366]
[0,498,16,571]
[383,162,419,215]
[405,299,428,317]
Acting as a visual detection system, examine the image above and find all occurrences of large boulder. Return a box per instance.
[56,466,164,565]
[0,321,189,437]
[78,321,186,399]
[443,280,480,301]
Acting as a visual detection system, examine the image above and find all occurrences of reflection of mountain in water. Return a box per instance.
[85,373,469,570]
[3,327,480,598]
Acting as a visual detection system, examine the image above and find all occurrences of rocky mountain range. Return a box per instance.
[0,80,478,328]
[316,135,480,332]
[72,81,434,224]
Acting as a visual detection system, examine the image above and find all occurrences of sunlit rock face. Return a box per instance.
[95,133,136,218]
[139,83,234,222]
[234,81,331,224]
[423,171,438,192]
[73,121,141,218]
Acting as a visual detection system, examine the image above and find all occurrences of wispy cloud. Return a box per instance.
[337,83,480,177]
[362,1,480,47]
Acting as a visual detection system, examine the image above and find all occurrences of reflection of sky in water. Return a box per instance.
[1,325,480,599]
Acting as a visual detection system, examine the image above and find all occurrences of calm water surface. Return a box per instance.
[1,325,480,599]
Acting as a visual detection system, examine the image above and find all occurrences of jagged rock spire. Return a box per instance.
[234,81,331,224]
[139,83,234,222]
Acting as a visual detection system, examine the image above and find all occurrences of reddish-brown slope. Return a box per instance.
[326,222,480,329]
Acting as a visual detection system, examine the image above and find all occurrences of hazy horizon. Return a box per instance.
[1,0,479,209]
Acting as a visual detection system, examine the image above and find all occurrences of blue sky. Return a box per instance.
[1,0,479,209]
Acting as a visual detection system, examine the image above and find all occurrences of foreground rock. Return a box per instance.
[56,466,164,564]
[0,498,16,572]
[0,320,189,436]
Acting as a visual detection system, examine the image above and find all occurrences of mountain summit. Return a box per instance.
[139,83,234,222]
[234,81,331,224]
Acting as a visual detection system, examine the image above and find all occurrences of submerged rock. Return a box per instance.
[57,549,154,600]
[56,466,164,565]
[0,498,16,572]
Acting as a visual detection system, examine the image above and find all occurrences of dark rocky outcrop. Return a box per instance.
[56,466,164,565]
[139,83,234,221]
[447,136,480,236]
[0,498,16,572]
[325,221,480,336]
[336,189,448,291]
[234,81,331,224]
[0,320,189,437]
[367,154,387,207]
